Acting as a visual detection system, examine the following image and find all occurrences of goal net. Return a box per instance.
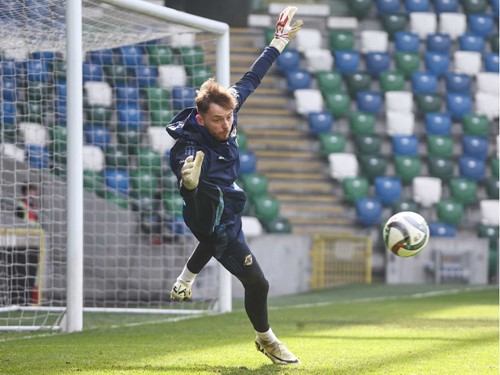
[0,0,231,332]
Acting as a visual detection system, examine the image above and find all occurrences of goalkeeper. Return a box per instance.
[166,6,303,365]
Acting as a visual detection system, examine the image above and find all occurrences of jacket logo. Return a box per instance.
[244,254,253,266]
[218,156,226,161]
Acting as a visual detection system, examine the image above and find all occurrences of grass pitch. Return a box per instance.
[0,284,498,375]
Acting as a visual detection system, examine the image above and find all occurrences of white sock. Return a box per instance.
[178,265,197,284]
[256,327,278,345]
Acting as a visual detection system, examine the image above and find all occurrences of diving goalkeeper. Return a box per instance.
[166,6,303,365]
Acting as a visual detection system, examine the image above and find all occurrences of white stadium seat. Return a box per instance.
[475,92,499,120]
[454,51,482,76]
[386,111,415,136]
[294,88,324,116]
[0,143,25,162]
[410,12,437,39]
[360,30,389,52]
[84,81,112,107]
[241,216,263,237]
[82,145,105,172]
[303,48,334,72]
[295,28,323,52]
[328,152,359,180]
[18,122,48,146]
[439,13,467,40]
[385,91,413,113]
[480,200,499,226]
[158,65,187,89]
[476,72,500,96]
[148,126,176,155]
[412,176,442,208]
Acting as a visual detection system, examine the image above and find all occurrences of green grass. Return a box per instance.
[1,284,498,374]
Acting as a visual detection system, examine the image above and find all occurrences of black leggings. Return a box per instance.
[187,232,270,332]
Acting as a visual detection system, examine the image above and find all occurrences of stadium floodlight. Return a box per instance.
[0,0,231,333]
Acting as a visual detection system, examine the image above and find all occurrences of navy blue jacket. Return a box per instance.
[166,46,280,246]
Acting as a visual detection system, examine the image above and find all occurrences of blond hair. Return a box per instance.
[195,78,237,114]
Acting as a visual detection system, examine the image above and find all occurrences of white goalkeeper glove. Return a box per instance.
[269,6,303,53]
[181,151,204,190]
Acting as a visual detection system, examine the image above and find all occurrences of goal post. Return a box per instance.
[0,0,231,333]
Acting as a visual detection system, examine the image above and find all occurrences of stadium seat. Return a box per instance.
[423,51,450,77]
[130,168,159,199]
[253,195,280,225]
[425,113,452,135]
[365,52,391,77]
[385,91,413,112]
[376,0,401,14]
[328,152,359,180]
[489,33,499,53]
[324,92,351,118]
[412,176,442,207]
[0,143,25,162]
[178,46,204,66]
[172,87,196,111]
[410,12,437,39]
[105,146,128,169]
[150,109,175,127]
[87,48,114,66]
[349,111,376,134]
[394,32,420,52]
[485,176,499,199]
[116,127,141,155]
[404,0,430,12]
[163,193,184,217]
[392,199,419,214]
[116,103,143,130]
[379,71,406,92]
[459,156,485,181]
[294,28,322,53]
[426,33,452,53]
[137,147,162,175]
[239,173,268,200]
[433,0,459,13]
[360,30,389,52]
[342,176,370,202]
[104,64,129,86]
[475,92,499,120]
[395,52,420,78]
[21,102,44,123]
[468,14,494,37]
[458,33,485,52]
[380,13,408,38]
[491,158,499,179]
[334,51,360,73]
[115,85,140,106]
[428,156,455,182]
[286,69,312,91]
[82,63,104,82]
[83,145,105,172]
[476,72,499,96]
[392,135,419,156]
[83,125,111,149]
[1,102,17,128]
[49,125,67,164]
[453,51,482,76]
[492,0,499,16]
[265,216,292,234]
[133,65,159,88]
[355,197,382,226]
[394,156,422,185]
[237,131,248,151]
[386,111,416,136]
[429,222,457,237]
[415,94,442,115]
[239,150,257,175]
[146,45,173,66]
[294,89,324,115]
[358,154,388,181]
[144,87,171,111]
[348,0,373,18]
[83,170,106,196]
[483,52,499,73]
[374,176,403,206]
[449,177,478,205]
[462,113,489,136]
[480,199,499,226]
[276,49,301,72]
[329,30,355,51]
[354,134,382,155]
[84,81,112,107]
[356,91,383,114]
[1,77,18,102]
[446,93,472,121]
[158,65,187,89]
[26,59,51,83]
[308,111,334,134]
[439,13,466,40]
[411,72,438,94]
[444,72,471,94]
[241,216,264,237]
[462,0,489,14]
[19,123,48,147]
[319,132,346,155]
[316,70,343,94]
[303,49,334,72]
[427,135,453,158]
[462,135,489,160]
[344,72,372,97]
[25,145,50,169]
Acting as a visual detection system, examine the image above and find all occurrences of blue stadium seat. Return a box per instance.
[355,197,382,226]
[365,52,391,77]
[392,135,419,156]
[26,145,50,169]
[493,0,499,16]
[239,150,257,175]
[404,0,430,12]
[444,72,471,93]
[87,49,114,65]
[459,156,485,181]
[55,81,66,99]
[446,93,472,121]
[2,77,18,101]
[483,52,499,72]
[115,85,140,105]
[334,51,360,74]
[84,125,111,149]
[26,59,51,82]
[429,222,457,237]
[172,86,196,110]
[426,33,452,53]
[116,103,143,130]
[433,0,459,12]
[1,101,16,125]
[82,63,104,82]
[468,14,494,37]
[425,113,452,135]
[132,65,159,87]
[462,135,489,160]
[356,91,383,114]
[374,176,402,206]
[286,69,312,91]
[117,45,144,67]
[424,52,450,77]
[458,33,485,52]
[411,71,438,94]
[104,169,130,195]
[0,59,19,79]
[394,32,420,52]
[276,49,300,72]
[31,51,60,61]
[308,111,334,134]
[54,98,67,124]
[376,0,401,14]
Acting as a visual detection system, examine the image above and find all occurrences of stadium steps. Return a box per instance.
[230,27,354,235]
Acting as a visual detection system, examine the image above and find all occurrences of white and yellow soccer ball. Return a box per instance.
[383,211,430,257]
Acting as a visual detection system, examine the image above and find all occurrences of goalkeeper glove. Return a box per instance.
[181,151,204,190]
[269,6,303,53]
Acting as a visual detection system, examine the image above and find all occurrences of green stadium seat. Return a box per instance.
[83,170,106,196]
[379,71,406,93]
[491,157,499,179]
[130,169,159,199]
[104,65,128,85]
[264,216,292,233]
[137,147,162,175]
[105,146,128,169]
[160,168,179,191]
[144,87,172,111]
[347,0,372,19]
[349,111,376,135]
[392,199,419,214]
[342,176,370,202]
[462,113,489,136]
[477,223,499,243]
[26,81,51,102]
[461,0,488,13]
[380,13,408,38]
[329,30,356,51]
[186,66,213,88]
[105,190,129,210]
[54,61,67,81]
[86,106,113,126]
[344,72,372,97]
[150,109,175,127]
[449,177,478,205]
[133,196,160,213]
[147,45,174,66]
[324,92,350,118]
[359,155,388,181]
[178,46,204,66]
[1,122,17,143]
[395,52,420,79]
[237,131,248,151]
[21,102,44,123]
[116,127,141,155]
[489,33,499,53]
[354,134,382,155]
[427,135,453,158]
[49,125,67,164]
[316,70,343,94]
[163,193,184,216]
[319,132,346,155]
[394,156,422,185]
[437,199,464,225]
[428,156,454,182]
[416,94,442,115]
[252,194,280,225]
[239,173,269,199]
[485,176,499,199]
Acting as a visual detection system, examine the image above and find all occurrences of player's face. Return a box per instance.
[196,103,234,142]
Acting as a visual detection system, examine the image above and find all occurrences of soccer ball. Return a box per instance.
[383,211,429,257]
